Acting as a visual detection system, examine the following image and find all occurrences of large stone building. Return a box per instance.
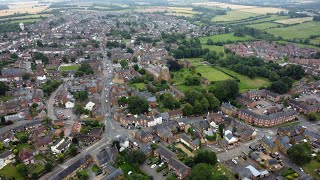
[145,65,170,82]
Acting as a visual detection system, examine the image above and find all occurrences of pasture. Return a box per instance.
[267,21,320,40]
[246,22,281,30]
[275,17,313,25]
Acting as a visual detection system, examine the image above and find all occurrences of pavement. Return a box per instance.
[47,84,65,120]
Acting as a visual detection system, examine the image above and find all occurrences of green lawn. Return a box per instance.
[196,65,232,82]
[28,163,45,175]
[0,163,23,180]
[226,15,288,26]
[212,10,259,22]
[0,96,12,102]
[34,154,44,160]
[129,83,146,90]
[311,38,320,45]
[246,22,281,30]
[16,131,27,140]
[59,64,80,71]
[119,162,146,177]
[213,164,236,180]
[202,45,224,53]
[199,33,255,44]
[217,67,270,92]
[172,68,192,85]
[175,84,201,92]
[303,159,320,179]
[91,164,102,174]
[186,58,204,66]
[16,143,33,151]
[9,18,42,24]
[267,21,320,40]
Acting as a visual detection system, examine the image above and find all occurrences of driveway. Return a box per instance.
[140,162,165,180]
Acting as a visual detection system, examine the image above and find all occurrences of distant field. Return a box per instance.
[196,65,232,82]
[229,15,289,26]
[199,33,255,44]
[0,2,48,16]
[267,21,320,39]
[166,6,198,16]
[202,45,224,53]
[311,38,320,45]
[135,6,168,13]
[60,64,80,71]
[275,17,313,25]
[246,22,281,30]
[0,14,51,21]
[193,2,258,10]
[9,18,42,24]
[239,7,287,14]
[165,13,194,17]
[212,10,259,22]
[217,67,270,92]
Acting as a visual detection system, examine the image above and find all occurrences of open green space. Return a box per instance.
[212,11,259,22]
[199,33,255,44]
[91,164,102,174]
[202,45,224,53]
[28,163,45,175]
[0,163,23,180]
[9,18,42,24]
[129,83,146,90]
[0,14,52,21]
[303,159,320,179]
[311,38,320,45]
[16,143,33,151]
[246,22,281,30]
[172,68,192,85]
[196,65,232,82]
[60,64,80,71]
[267,21,320,40]
[225,15,288,26]
[213,164,236,180]
[186,58,204,66]
[16,131,27,140]
[216,67,270,92]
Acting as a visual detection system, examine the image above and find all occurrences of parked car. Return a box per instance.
[151,164,157,169]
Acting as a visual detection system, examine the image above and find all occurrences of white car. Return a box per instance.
[151,164,157,169]
[159,162,165,167]
[128,171,132,175]
[106,100,108,103]
[299,167,304,172]
[104,88,107,90]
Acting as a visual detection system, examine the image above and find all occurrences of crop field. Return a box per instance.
[193,2,257,10]
[166,7,198,16]
[199,33,255,44]
[212,10,259,22]
[217,67,270,92]
[135,6,168,13]
[196,65,232,82]
[0,2,49,16]
[267,21,320,40]
[275,17,313,25]
[246,22,281,30]
[239,7,287,14]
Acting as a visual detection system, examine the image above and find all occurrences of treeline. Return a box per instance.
[161,32,186,43]
[108,29,131,39]
[172,38,209,59]
[0,23,21,33]
[234,27,274,40]
[106,41,126,49]
[314,16,320,21]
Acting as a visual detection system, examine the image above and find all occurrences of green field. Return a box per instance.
[60,64,80,71]
[217,67,270,92]
[130,83,146,90]
[186,58,204,66]
[202,45,224,53]
[172,68,193,85]
[213,164,236,180]
[212,11,259,22]
[10,18,42,24]
[199,33,255,44]
[0,163,23,180]
[311,38,320,45]
[267,21,320,40]
[303,159,320,179]
[246,22,281,30]
[0,14,52,21]
[196,65,232,82]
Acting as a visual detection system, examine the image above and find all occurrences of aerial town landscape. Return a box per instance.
[0,0,319,180]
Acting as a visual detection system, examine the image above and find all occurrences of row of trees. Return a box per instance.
[172,38,209,59]
[75,63,94,77]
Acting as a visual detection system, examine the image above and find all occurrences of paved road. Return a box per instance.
[47,84,64,120]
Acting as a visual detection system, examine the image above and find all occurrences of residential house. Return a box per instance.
[275,136,291,154]
[94,146,118,170]
[51,139,70,154]
[19,149,35,165]
[168,109,183,120]
[0,150,14,169]
[260,136,278,154]
[221,103,238,116]
[179,134,200,151]
[135,130,153,143]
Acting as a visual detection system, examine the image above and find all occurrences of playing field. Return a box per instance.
[275,17,313,25]
[196,65,232,82]
[199,33,255,44]
[212,10,259,22]
[59,64,80,71]
[267,21,320,39]
[202,45,224,53]
[246,22,281,30]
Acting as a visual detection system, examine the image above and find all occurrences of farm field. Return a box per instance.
[199,33,255,44]
[239,7,287,14]
[212,10,259,22]
[166,6,198,16]
[196,65,232,82]
[9,18,42,24]
[0,14,51,21]
[246,22,281,30]
[134,6,168,13]
[275,17,313,25]
[216,67,270,92]
[311,38,320,45]
[0,2,49,17]
[228,15,289,26]
[267,21,320,40]
[59,64,80,71]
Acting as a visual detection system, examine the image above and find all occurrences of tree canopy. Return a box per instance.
[287,143,312,166]
[190,163,213,180]
[194,150,218,166]
[127,96,149,115]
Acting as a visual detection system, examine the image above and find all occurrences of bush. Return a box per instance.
[287,175,293,180]
[293,173,299,178]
